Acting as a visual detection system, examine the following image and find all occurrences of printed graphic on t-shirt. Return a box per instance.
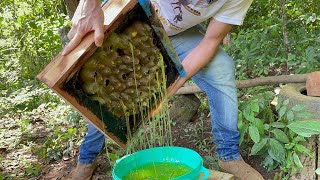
[153,0,219,32]
[151,0,253,36]
[171,0,218,19]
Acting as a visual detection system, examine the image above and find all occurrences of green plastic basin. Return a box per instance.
[112,146,209,180]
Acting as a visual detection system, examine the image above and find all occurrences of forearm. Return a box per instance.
[167,19,232,96]
[166,37,220,96]
[78,0,101,14]
[81,0,101,5]
[182,37,221,79]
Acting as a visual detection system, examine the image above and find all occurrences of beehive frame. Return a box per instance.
[37,0,183,148]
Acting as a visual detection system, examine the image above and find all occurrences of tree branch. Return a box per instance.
[175,73,309,95]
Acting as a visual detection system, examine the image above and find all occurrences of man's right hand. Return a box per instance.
[61,0,105,55]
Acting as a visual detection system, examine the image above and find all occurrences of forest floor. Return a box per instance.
[35,111,278,180]
[1,95,278,180]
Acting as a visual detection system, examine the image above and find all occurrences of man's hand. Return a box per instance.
[61,0,104,55]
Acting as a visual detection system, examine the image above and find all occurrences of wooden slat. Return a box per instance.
[37,0,180,148]
[36,0,138,148]
[36,0,137,88]
[53,86,126,148]
[102,0,135,25]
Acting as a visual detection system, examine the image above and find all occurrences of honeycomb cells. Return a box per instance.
[79,21,163,119]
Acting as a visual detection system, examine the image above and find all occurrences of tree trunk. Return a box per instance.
[281,0,291,55]
[59,0,80,47]
[63,0,80,19]
[175,73,310,95]
[281,0,291,75]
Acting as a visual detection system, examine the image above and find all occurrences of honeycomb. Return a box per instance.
[79,21,163,119]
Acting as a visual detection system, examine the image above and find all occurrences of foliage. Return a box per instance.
[0,0,319,178]
[33,126,79,163]
[238,92,320,176]
[233,0,320,177]
[184,113,215,155]
[0,0,67,84]
[228,0,320,80]
[0,0,86,178]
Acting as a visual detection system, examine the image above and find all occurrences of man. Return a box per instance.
[62,0,264,179]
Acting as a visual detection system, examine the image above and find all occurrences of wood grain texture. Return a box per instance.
[37,0,138,148]
[37,0,137,88]
[175,73,309,95]
[53,86,126,148]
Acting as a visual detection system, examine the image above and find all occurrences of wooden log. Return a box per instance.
[175,73,310,95]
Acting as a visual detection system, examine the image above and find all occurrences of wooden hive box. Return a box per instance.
[37,0,183,148]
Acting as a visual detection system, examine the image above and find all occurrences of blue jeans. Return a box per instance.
[78,25,240,164]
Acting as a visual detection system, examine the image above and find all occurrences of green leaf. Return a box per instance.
[291,104,305,112]
[262,155,275,171]
[271,122,286,128]
[283,99,290,106]
[293,153,303,168]
[108,153,119,162]
[271,129,290,143]
[296,112,314,119]
[276,98,283,111]
[269,139,285,163]
[238,112,243,128]
[239,124,249,145]
[287,121,320,137]
[252,118,265,135]
[29,21,37,29]
[285,143,295,149]
[244,111,255,122]
[252,103,259,112]
[286,110,294,121]
[249,125,260,143]
[279,106,287,119]
[286,151,294,167]
[295,144,312,157]
[315,168,320,175]
[293,136,306,143]
[306,46,315,61]
[250,138,268,155]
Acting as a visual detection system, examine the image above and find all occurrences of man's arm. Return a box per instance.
[61,0,104,55]
[167,19,233,95]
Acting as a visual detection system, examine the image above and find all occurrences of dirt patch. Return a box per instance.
[37,111,278,179]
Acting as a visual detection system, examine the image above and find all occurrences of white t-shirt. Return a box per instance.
[150,0,253,36]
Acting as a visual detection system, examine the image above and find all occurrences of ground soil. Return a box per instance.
[37,111,278,180]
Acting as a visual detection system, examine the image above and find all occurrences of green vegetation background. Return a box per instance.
[0,0,319,179]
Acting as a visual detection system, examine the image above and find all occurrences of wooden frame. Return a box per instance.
[37,0,181,148]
